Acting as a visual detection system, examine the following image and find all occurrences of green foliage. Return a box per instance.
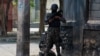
[30,0,35,8]
[12,0,17,6]
[15,0,18,3]
[13,0,35,8]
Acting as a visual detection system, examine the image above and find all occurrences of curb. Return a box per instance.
[0,36,40,42]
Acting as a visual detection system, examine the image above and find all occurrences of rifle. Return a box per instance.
[46,10,63,23]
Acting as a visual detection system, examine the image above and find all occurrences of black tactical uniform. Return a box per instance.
[45,4,66,56]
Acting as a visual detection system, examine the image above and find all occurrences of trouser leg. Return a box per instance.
[55,43,61,56]
[45,42,53,56]
[45,32,53,56]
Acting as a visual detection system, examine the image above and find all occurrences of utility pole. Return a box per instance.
[59,0,63,10]
[39,0,47,34]
[16,0,30,56]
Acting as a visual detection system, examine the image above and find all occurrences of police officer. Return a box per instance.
[45,4,66,56]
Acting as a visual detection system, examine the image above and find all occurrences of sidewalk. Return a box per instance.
[0,27,47,56]
[0,39,57,56]
[0,28,43,56]
[0,39,40,56]
[0,26,57,56]
[0,27,48,42]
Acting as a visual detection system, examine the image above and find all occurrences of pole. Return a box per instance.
[16,0,30,56]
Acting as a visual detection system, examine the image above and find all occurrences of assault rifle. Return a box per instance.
[45,10,63,23]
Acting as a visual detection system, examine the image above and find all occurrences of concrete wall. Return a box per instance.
[89,0,100,20]
[63,0,86,21]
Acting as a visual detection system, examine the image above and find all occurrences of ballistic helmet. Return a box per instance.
[51,4,58,11]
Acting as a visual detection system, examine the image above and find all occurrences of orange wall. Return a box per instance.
[7,3,13,32]
[3,1,13,32]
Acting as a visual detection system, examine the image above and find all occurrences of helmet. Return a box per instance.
[51,4,58,11]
